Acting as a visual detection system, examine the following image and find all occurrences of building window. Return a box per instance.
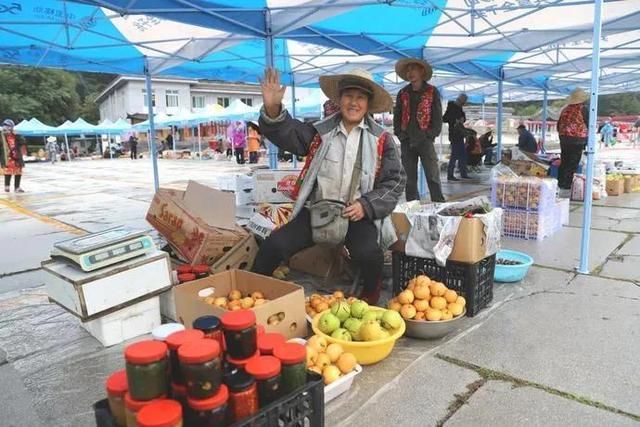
[240,97,253,106]
[192,95,205,109]
[166,90,179,107]
[142,89,156,107]
[217,97,230,108]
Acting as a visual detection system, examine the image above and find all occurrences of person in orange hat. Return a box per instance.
[557,88,590,190]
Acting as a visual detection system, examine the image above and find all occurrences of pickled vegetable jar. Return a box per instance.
[221,310,257,359]
[244,356,282,407]
[225,350,259,372]
[178,273,196,284]
[178,338,222,399]
[166,329,205,385]
[192,264,210,279]
[124,340,169,401]
[192,315,223,349]
[136,399,182,427]
[257,332,286,356]
[273,343,307,395]
[226,370,258,422]
[176,265,192,275]
[187,384,229,427]
[124,393,165,427]
[105,369,128,426]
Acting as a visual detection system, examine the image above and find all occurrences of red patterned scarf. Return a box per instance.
[558,104,587,138]
[400,84,434,131]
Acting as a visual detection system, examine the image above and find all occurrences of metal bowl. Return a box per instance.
[404,309,466,340]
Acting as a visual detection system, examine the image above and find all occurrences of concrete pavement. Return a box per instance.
[0,157,638,426]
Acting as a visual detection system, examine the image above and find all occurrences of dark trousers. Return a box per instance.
[249,151,258,164]
[4,174,21,188]
[401,141,445,202]
[252,208,384,293]
[559,141,585,189]
[448,140,469,178]
[235,149,245,164]
[130,147,137,159]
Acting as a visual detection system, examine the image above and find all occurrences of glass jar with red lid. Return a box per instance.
[225,350,260,372]
[187,384,229,427]
[105,369,128,426]
[166,329,205,385]
[176,265,192,275]
[178,338,222,399]
[225,370,258,422]
[178,273,196,284]
[257,332,286,356]
[273,343,307,395]
[245,355,282,407]
[192,315,223,350]
[124,340,169,401]
[136,399,182,427]
[221,310,257,359]
[124,393,166,427]
[192,264,210,279]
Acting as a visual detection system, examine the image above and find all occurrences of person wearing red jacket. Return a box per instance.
[557,89,590,190]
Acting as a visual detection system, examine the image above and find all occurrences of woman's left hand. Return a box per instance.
[343,201,365,222]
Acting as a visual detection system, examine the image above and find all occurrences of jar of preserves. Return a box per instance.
[257,324,266,336]
[257,332,286,356]
[176,265,192,275]
[136,399,182,427]
[178,339,222,399]
[192,316,223,349]
[192,264,210,279]
[178,273,196,284]
[187,384,229,427]
[124,341,169,401]
[221,310,257,360]
[225,350,259,372]
[244,356,282,407]
[152,323,186,342]
[273,343,307,395]
[226,370,258,422]
[166,329,205,385]
[105,369,128,426]
[124,393,165,427]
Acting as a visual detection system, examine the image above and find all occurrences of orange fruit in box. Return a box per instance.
[315,353,331,370]
[336,353,357,374]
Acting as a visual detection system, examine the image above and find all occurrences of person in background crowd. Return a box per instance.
[633,116,640,148]
[465,128,483,173]
[393,58,445,202]
[600,119,614,148]
[443,93,471,181]
[557,88,589,191]
[228,121,247,164]
[46,136,58,164]
[165,132,174,151]
[1,119,26,193]
[253,68,405,305]
[516,124,538,154]
[479,130,496,165]
[247,121,261,164]
[128,134,138,159]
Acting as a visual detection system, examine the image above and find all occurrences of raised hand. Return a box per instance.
[261,68,286,118]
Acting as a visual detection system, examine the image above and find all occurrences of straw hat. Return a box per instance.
[395,58,433,82]
[319,69,393,114]
[566,88,589,105]
[46,136,57,143]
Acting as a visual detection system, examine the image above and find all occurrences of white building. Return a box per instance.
[96,76,263,122]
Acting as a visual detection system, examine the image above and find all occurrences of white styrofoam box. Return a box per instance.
[160,287,177,321]
[81,296,161,347]
[557,198,570,225]
[43,251,172,320]
[254,169,301,203]
[236,204,259,219]
[235,187,255,205]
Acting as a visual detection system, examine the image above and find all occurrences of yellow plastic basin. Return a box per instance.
[311,307,406,365]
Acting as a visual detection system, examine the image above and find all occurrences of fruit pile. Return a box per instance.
[316,299,404,341]
[305,335,358,385]
[388,274,466,321]
[202,289,270,311]
[305,291,347,318]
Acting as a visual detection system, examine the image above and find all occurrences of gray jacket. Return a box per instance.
[259,108,406,248]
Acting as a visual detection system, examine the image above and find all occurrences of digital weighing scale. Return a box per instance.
[51,226,156,272]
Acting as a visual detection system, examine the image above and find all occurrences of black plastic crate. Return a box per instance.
[392,252,495,317]
[94,372,324,427]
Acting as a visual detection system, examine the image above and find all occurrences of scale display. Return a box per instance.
[51,226,155,271]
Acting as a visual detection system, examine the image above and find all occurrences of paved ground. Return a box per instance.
[0,155,639,426]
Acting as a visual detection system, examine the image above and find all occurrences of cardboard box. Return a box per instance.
[606,178,624,196]
[448,217,487,263]
[174,270,308,339]
[43,251,172,321]
[146,181,248,265]
[254,169,301,203]
[289,245,345,280]
[247,212,277,239]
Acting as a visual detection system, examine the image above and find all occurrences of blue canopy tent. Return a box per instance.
[2,0,640,272]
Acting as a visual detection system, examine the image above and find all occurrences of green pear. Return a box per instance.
[331,328,352,341]
[362,311,378,323]
[359,320,385,341]
[350,300,369,319]
[343,318,363,341]
[330,300,351,323]
[381,310,403,330]
[318,312,340,335]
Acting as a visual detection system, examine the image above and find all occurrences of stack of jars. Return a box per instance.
[175,264,210,284]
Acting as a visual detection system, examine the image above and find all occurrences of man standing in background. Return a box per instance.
[443,93,471,181]
[394,58,445,202]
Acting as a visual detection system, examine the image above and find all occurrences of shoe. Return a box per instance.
[14,188,25,193]
[448,176,460,182]
[461,175,473,180]
[358,279,383,305]
[4,186,9,193]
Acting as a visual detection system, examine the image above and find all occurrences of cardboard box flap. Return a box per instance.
[182,181,236,230]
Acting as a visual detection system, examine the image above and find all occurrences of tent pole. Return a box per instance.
[108,133,112,159]
[496,73,504,161]
[145,58,160,191]
[64,133,71,162]
[578,0,604,274]
[198,124,202,160]
[265,8,278,170]
[541,86,548,153]
[481,100,485,122]
[291,74,298,169]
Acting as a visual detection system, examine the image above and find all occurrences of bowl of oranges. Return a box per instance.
[387,274,467,340]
